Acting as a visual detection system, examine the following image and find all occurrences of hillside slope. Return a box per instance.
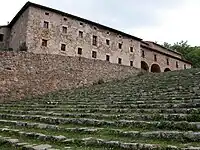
[0,68,200,149]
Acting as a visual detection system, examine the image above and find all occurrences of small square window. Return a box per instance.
[107,31,110,35]
[118,58,122,64]
[79,31,83,38]
[130,61,133,66]
[130,47,133,52]
[42,39,47,47]
[43,21,49,29]
[92,51,97,58]
[176,61,179,68]
[118,43,122,49]
[106,39,110,45]
[119,35,122,38]
[78,48,82,55]
[106,55,110,62]
[62,26,67,33]
[154,54,157,62]
[94,27,97,30]
[142,50,145,58]
[0,34,4,42]
[45,12,49,15]
[92,35,97,46]
[61,44,66,51]
[64,17,68,21]
[80,22,83,26]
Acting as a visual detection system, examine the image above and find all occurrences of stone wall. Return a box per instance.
[9,8,29,50]
[0,52,140,101]
[0,26,10,49]
[141,47,192,72]
[26,6,141,68]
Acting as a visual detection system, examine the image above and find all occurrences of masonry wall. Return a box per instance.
[146,42,182,59]
[9,8,29,50]
[0,52,140,101]
[0,26,10,49]
[141,47,192,72]
[26,6,141,68]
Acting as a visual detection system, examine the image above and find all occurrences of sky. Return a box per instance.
[0,0,199,46]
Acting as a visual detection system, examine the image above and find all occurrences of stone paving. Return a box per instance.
[1,68,200,149]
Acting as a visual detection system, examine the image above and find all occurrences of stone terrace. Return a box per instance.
[0,68,200,149]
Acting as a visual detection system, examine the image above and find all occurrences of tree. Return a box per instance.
[162,41,200,68]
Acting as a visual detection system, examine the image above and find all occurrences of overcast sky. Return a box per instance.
[0,0,199,46]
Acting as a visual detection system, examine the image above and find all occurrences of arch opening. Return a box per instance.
[141,61,149,71]
[164,68,171,72]
[151,64,161,73]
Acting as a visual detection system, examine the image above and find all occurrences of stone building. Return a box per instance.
[0,2,192,72]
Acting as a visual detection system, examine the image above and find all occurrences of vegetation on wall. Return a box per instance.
[163,41,200,68]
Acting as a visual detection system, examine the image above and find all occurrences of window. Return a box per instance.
[130,61,133,66]
[0,34,4,42]
[154,54,157,62]
[106,39,110,45]
[176,61,179,68]
[79,31,83,38]
[184,64,187,69]
[45,12,49,15]
[167,58,169,65]
[107,31,110,35]
[78,48,82,55]
[118,58,122,64]
[142,50,145,58]
[94,27,97,30]
[119,35,122,38]
[119,43,122,49]
[62,26,67,33]
[92,35,97,46]
[106,55,110,62]
[92,51,97,58]
[63,17,67,21]
[42,39,47,47]
[130,47,133,52]
[43,21,49,29]
[61,44,66,51]
[80,22,83,26]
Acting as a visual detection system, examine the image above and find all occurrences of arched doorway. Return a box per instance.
[164,68,171,72]
[141,61,149,71]
[151,64,161,73]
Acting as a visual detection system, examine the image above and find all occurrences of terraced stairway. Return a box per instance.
[1,68,200,150]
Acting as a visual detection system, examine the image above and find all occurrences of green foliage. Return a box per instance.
[162,41,200,68]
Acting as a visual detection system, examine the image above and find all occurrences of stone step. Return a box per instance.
[1,119,200,142]
[1,102,200,109]
[3,98,200,106]
[0,135,55,150]
[1,110,200,122]
[0,107,199,115]
[0,113,200,131]
[1,127,200,150]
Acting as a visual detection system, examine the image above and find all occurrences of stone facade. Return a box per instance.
[0,2,192,72]
[0,26,10,49]
[141,42,191,72]
[0,52,140,101]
